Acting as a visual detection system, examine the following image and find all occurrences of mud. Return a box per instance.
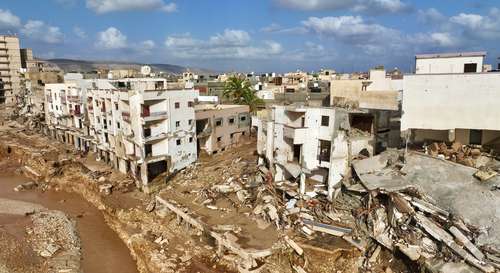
[0,174,139,273]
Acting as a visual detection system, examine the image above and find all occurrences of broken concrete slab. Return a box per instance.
[402,153,500,251]
[473,169,497,182]
[302,219,352,236]
[352,151,400,175]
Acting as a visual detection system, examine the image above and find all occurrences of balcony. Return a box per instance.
[144,133,168,143]
[283,125,307,144]
[67,95,80,103]
[122,111,131,122]
[142,111,168,122]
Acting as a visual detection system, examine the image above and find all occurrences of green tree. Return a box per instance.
[223,76,263,113]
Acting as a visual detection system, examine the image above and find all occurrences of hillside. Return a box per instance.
[45,59,212,75]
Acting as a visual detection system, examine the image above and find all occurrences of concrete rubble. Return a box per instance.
[2,121,500,273]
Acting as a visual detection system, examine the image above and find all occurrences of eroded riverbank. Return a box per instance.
[0,173,139,273]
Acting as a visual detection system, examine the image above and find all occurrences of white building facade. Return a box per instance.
[253,105,374,200]
[402,52,500,147]
[45,77,199,192]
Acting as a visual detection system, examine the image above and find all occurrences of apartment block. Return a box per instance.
[402,52,500,149]
[0,35,22,113]
[252,105,374,200]
[112,78,198,190]
[195,104,250,155]
[44,76,199,192]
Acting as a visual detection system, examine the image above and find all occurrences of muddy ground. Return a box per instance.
[0,123,415,273]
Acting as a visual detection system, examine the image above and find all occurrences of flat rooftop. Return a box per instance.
[195,104,247,111]
[416,51,487,59]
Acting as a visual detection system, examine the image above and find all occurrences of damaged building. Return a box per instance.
[44,76,199,192]
[402,52,500,149]
[195,104,250,156]
[330,67,402,152]
[252,105,375,200]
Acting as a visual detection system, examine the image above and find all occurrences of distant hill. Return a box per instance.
[45,58,213,75]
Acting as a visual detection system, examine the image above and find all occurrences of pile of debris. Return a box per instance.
[350,151,500,273]
[426,142,495,167]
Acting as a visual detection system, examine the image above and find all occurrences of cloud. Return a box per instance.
[274,0,410,14]
[0,9,21,30]
[164,30,283,60]
[96,27,127,49]
[86,0,177,13]
[418,8,446,24]
[209,29,250,46]
[73,26,87,39]
[135,40,155,55]
[302,16,398,45]
[449,9,500,40]
[21,20,63,44]
[409,32,459,48]
[260,23,282,33]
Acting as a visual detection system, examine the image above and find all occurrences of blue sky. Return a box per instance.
[1,0,499,72]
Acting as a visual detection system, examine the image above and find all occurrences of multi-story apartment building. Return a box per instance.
[44,76,199,192]
[402,52,500,148]
[112,78,198,190]
[44,81,87,144]
[195,104,250,155]
[252,105,374,200]
[0,35,22,116]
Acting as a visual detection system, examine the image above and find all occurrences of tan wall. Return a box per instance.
[195,105,250,154]
[330,79,398,110]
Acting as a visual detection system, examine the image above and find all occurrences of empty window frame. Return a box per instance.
[321,116,329,126]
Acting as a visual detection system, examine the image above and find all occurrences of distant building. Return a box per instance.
[415,52,486,74]
[402,52,500,148]
[195,104,250,155]
[0,35,22,114]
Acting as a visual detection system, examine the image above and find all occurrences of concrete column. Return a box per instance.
[299,172,306,195]
[140,163,148,188]
[275,165,284,182]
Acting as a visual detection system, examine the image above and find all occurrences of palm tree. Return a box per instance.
[223,76,263,113]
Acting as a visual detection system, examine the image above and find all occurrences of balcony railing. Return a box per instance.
[142,111,168,122]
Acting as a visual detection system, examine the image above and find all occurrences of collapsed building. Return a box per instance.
[330,67,402,152]
[252,105,375,200]
[402,52,500,150]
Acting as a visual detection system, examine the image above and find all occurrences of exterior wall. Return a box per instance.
[195,104,250,155]
[402,73,500,131]
[415,56,484,74]
[330,71,400,111]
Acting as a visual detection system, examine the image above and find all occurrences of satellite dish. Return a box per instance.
[141,65,151,76]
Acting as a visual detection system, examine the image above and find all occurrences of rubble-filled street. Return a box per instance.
[2,119,499,273]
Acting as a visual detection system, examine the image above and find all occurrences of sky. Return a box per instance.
[1,0,499,73]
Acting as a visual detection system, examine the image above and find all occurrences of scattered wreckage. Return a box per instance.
[151,147,500,272]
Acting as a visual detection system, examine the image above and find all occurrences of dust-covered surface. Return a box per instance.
[0,121,465,273]
[0,199,81,273]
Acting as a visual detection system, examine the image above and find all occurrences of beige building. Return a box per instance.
[195,104,250,155]
[0,35,22,116]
